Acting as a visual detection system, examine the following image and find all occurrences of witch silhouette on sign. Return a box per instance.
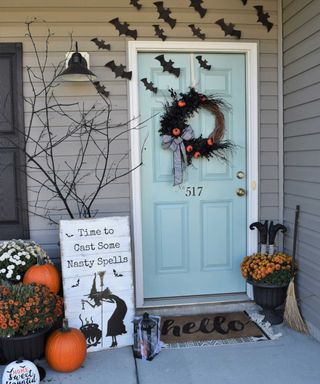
[82,272,127,347]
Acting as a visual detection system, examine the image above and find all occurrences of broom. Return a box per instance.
[283,205,308,333]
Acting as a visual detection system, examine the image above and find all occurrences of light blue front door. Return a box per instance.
[138,52,246,299]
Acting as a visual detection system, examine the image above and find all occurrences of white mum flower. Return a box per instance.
[16,275,21,281]
[0,268,6,273]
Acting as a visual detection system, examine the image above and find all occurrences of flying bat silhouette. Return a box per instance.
[241,0,247,5]
[254,5,273,32]
[130,0,142,10]
[71,278,80,288]
[93,81,110,97]
[215,18,242,39]
[154,1,176,29]
[113,269,123,277]
[189,0,207,18]
[153,24,167,41]
[65,233,74,238]
[195,55,211,70]
[91,37,111,50]
[105,60,132,80]
[141,78,158,94]
[109,18,138,40]
[189,24,206,40]
[155,54,180,78]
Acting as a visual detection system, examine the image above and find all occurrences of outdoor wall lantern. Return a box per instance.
[59,42,97,82]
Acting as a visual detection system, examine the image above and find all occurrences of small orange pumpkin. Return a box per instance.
[45,319,87,372]
[194,151,201,159]
[23,263,61,294]
[177,100,186,107]
[172,128,181,136]
[186,145,193,153]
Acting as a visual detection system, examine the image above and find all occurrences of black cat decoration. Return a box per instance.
[153,1,176,29]
[109,18,138,40]
[189,24,206,40]
[105,61,132,80]
[254,5,274,32]
[155,54,180,77]
[215,18,242,39]
[141,78,158,94]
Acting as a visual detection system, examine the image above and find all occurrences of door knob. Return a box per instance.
[236,188,246,197]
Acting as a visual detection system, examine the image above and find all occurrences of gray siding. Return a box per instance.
[283,0,320,334]
[0,0,280,261]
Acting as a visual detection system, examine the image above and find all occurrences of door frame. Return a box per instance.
[127,41,258,308]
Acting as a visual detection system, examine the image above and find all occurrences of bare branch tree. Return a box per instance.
[1,19,149,225]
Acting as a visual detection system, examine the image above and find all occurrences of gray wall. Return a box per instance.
[0,0,280,262]
[283,0,320,335]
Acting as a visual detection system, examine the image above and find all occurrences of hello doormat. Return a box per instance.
[160,311,273,347]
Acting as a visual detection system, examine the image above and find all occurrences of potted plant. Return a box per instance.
[0,281,63,363]
[0,240,51,283]
[241,252,295,324]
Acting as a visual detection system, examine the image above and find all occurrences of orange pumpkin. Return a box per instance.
[45,319,87,372]
[23,263,61,293]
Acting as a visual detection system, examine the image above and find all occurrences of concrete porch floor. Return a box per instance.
[1,324,319,384]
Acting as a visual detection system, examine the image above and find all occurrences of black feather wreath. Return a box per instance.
[159,88,233,164]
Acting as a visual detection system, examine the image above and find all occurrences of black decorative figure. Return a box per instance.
[71,278,80,288]
[250,220,268,254]
[268,221,287,251]
[113,268,124,277]
[109,18,138,40]
[215,18,242,39]
[253,5,273,32]
[105,61,132,80]
[189,0,207,18]
[91,38,111,50]
[93,81,110,97]
[155,54,180,77]
[79,314,102,348]
[82,273,127,348]
[195,55,211,70]
[153,1,176,29]
[153,24,167,41]
[188,24,206,40]
[141,78,158,94]
[130,0,142,10]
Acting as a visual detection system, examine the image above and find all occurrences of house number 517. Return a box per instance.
[185,186,203,197]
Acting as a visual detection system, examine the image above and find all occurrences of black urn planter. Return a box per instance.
[0,327,49,365]
[250,282,288,325]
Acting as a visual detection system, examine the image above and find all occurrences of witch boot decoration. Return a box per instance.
[268,222,287,255]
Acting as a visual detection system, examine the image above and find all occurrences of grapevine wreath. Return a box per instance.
[159,88,233,186]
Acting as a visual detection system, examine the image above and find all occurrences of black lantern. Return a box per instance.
[59,42,97,82]
[133,312,162,361]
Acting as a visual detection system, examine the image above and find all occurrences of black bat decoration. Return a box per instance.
[189,24,206,40]
[254,5,273,32]
[105,60,132,80]
[155,54,180,78]
[91,37,111,50]
[71,278,80,288]
[195,55,211,70]
[113,269,123,277]
[93,81,110,97]
[241,0,247,5]
[109,18,138,40]
[153,1,176,29]
[65,233,74,238]
[215,18,242,39]
[153,24,167,41]
[141,78,158,94]
[130,0,142,10]
[189,0,207,18]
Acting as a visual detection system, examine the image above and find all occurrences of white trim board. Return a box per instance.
[127,41,259,308]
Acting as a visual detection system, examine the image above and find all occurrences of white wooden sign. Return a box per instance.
[60,216,134,351]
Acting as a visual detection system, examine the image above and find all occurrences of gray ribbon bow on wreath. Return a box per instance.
[161,125,195,186]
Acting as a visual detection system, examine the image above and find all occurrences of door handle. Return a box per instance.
[236,188,246,197]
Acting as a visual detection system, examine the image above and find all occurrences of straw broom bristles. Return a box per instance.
[284,278,308,333]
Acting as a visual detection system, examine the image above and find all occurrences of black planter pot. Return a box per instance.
[249,282,288,325]
[0,327,49,365]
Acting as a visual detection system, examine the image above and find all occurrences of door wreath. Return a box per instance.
[159,88,233,186]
